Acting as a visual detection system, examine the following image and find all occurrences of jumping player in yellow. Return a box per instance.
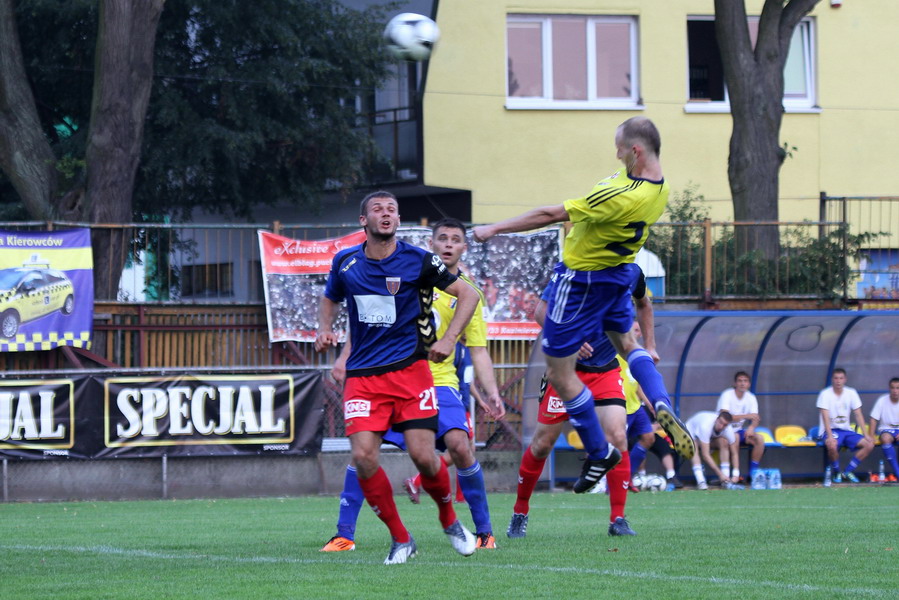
[473,116,694,494]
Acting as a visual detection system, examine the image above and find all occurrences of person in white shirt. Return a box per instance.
[686,410,737,490]
[816,368,874,484]
[715,371,764,483]
[868,377,899,482]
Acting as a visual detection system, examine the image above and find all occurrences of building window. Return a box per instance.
[180,262,233,299]
[686,16,816,112]
[506,14,640,110]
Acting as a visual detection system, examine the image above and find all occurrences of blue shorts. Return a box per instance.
[626,407,653,439]
[382,386,469,453]
[542,262,638,358]
[819,428,864,450]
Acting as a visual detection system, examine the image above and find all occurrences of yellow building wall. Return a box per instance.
[423,0,899,226]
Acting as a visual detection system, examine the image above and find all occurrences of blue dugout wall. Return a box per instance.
[655,311,899,432]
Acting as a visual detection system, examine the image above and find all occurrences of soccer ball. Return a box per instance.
[631,473,646,490]
[642,474,667,492]
[384,13,440,61]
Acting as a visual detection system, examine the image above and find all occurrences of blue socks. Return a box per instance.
[629,443,647,475]
[627,349,671,407]
[563,385,608,460]
[336,464,364,540]
[884,443,899,476]
[749,460,760,477]
[457,461,492,535]
[846,457,861,473]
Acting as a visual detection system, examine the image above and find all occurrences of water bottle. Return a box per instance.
[751,470,767,490]
[824,466,832,487]
[879,460,886,482]
[767,469,782,490]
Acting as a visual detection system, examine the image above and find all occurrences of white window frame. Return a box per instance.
[684,16,818,114]
[506,14,642,111]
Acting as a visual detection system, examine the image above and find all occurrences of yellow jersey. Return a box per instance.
[429,272,487,388]
[617,355,643,415]
[562,170,669,271]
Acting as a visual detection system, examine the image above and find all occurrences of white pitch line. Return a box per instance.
[0,544,888,596]
[528,503,889,511]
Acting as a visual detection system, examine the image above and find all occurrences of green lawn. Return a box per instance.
[0,487,896,599]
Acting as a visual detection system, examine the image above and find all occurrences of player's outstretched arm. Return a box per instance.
[472,205,569,243]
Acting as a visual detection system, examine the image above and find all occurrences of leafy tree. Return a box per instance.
[714,0,821,258]
[138,0,392,220]
[1,0,393,298]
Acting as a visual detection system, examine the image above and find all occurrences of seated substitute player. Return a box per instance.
[686,411,739,490]
[315,191,480,565]
[715,371,764,483]
[321,217,505,554]
[508,268,656,539]
[816,368,874,485]
[869,377,899,482]
[473,116,694,496]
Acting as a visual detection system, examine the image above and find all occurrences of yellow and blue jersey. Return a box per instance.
[429,271,486,389]
[562,170,669,271]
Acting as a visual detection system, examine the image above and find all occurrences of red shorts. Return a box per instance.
[343,360,437,436]
[537,368,624,425]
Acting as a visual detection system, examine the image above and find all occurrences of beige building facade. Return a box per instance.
[421,1,899,225]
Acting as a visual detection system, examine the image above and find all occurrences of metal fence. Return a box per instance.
[5,213,893,305]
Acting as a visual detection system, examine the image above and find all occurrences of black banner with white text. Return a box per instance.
[0,371,323,459]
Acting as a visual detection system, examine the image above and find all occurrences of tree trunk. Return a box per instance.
[84,0,164,299]
[0,0,57,219]
[714,0,820,262]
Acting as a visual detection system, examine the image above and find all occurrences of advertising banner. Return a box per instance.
[258,230,365,342]
[0,228,93,351]
[857,249,899,300]
[258,227,561,342]
[0,371,323,459]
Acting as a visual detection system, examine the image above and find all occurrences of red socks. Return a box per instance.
[419,459,458,528]
[358,467,409,542]
[513,446,547,515]
[607,450,631,522]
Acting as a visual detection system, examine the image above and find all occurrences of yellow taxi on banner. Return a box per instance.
[0,261,75,339]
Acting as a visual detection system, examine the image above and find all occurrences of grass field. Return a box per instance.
[1,486,896,600]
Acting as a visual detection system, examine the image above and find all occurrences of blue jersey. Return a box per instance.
[540,267,647,369]
[454,342,473,406]
[324,240,457,377]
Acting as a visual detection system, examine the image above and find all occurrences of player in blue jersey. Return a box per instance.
[473,116,694,495]
[321,218,505,553]
[315,191,481,565]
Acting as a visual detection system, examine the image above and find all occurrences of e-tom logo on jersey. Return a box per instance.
[547,395,565,414]
[354,294,397,326]
[344,399,371,419]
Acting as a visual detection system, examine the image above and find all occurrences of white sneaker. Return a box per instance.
[384,535,417,565]
[443,520,476,556]
[698,481,708,490]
